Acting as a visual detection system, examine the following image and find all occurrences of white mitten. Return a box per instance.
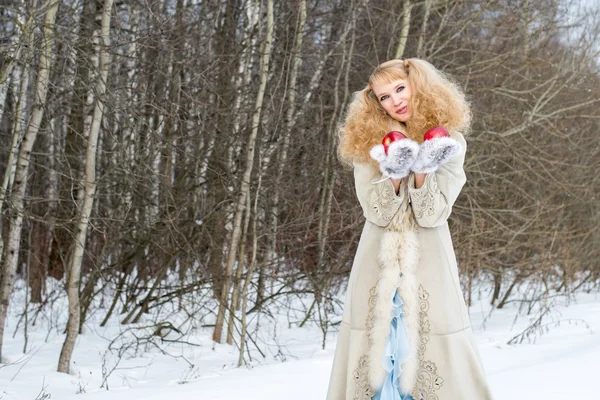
[369,138,420,179]
[410,137,462,174]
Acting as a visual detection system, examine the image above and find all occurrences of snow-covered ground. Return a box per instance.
[1,278,599,399]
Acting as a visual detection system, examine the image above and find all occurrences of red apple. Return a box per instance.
[423,126,450,141]
[382,131,407,154]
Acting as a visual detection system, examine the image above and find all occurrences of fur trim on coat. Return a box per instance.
[366,195,421,395]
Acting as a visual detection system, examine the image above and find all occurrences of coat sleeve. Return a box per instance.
[407,131,467,228]
[353,161,407,228]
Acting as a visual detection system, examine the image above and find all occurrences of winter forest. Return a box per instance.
[1,0,599,398]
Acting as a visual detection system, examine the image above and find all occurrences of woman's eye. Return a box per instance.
[380,95,388,101]
[397,86,405,92]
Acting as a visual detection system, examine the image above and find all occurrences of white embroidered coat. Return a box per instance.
[326,132,494,400]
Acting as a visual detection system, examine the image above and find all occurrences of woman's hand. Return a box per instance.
[412,173,426,189]
[390,175,424,193]
[389,177,402,194]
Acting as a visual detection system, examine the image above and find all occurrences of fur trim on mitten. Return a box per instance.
[411,137,462,174]
[369,139,420,179]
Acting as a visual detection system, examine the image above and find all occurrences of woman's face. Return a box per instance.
[371,78,413,122]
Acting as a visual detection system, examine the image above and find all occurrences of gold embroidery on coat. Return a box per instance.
[411,285,444,400]
[352,355,375,399]
[352,286,378,400]
[370,182,403,221]
[410,175,440,219]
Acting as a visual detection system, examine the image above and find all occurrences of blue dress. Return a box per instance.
[372,290,415,400]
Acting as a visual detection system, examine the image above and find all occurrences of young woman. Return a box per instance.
[326,59,494,400]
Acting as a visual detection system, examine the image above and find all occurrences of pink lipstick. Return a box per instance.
[396,106,407,114]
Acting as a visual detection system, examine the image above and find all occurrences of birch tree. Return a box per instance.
[395,0,412,59]
[224,0,261,342]
[0,0,33,281]
[0,0,59,360]
[255,0,307,319]
[213,0,274,344]
[57,0,114,373]
[0,1,30,125]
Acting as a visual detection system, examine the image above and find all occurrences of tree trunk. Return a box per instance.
[0,2,32,125]
[262,0,307,312]
[490,269,502,306]
[226,190,251,344]
[213,0,274,344]
[0,0,59,361]
[0,3,33,286]
[257,0,341,307]
[57,0,114,373]
[395,0,412,59]
[238,162,262,367]
[416,0,431,58]
[497,273,521,309]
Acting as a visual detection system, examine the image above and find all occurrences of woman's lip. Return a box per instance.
[396,106,407,114]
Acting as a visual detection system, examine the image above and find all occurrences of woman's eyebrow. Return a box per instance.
[376,81,405,97]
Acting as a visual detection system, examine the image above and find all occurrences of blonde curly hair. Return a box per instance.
[337,58,471,168]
